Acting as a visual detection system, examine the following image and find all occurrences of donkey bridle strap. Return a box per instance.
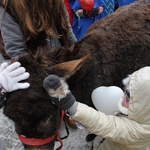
[18,110,65,147]
[18,134,55,146]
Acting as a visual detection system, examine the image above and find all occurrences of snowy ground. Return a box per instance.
[54,122,93,150]
[0,53,93,150]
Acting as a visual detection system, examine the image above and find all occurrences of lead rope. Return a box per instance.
[55,131,63,150]
[60,120,69,140]
[55,118,70,150]
[55,110,66,150]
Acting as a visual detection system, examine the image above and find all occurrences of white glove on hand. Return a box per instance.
[0,62,30,92]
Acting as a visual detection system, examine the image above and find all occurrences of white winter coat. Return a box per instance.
[73,67,150,150]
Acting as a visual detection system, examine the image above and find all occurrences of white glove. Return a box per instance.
[0,62,30,92]
[91,86,124,115]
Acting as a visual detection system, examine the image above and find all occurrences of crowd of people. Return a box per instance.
[0,0,76,60]
[1,0,149,150]
[0,0,135,60]
[64,0,135,41]
[65,0,115,40]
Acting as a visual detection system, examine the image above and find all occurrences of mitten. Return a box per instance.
[0,62,30,92]
[43,75,76,111]
[83,6,103,17]
[75,9,84,18]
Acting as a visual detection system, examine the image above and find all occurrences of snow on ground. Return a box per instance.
[54,121,93,150]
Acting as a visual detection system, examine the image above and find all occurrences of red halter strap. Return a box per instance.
[18,110,65,147]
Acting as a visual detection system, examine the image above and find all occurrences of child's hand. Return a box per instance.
[43,75,76,110]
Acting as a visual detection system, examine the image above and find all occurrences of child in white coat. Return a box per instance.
[43,67,150,150]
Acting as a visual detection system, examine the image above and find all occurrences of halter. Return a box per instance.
[18,110,64,150]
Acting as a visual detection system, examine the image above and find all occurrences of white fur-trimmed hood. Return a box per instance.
[127,67,150,125]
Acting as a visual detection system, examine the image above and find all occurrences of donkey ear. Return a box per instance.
[50,55,90,79]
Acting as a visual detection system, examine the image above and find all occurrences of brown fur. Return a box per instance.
[3,0,150,149]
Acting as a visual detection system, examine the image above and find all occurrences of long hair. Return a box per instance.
[2,0,69,43]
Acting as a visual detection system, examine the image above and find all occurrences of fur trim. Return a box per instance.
[122,75,131,92]
[48,78,70,100]
[118,98,129,115]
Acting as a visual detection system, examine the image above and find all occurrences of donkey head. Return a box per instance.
[3,48,90,150]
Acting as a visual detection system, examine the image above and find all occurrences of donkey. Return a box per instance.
[2,0,150,149]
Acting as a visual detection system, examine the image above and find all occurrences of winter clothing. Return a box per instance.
[0,62,30,108]
[0,6,76,59]
[44,67,150,150]
[43,75,76,111]
[0,31,9,59]
[117,0,135,7]
[0,62,30,92]
[74,67,150,149]
[83,7,103,18]
[70,0,115,40]
[64,0,73,25]
[91,86,124,115]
